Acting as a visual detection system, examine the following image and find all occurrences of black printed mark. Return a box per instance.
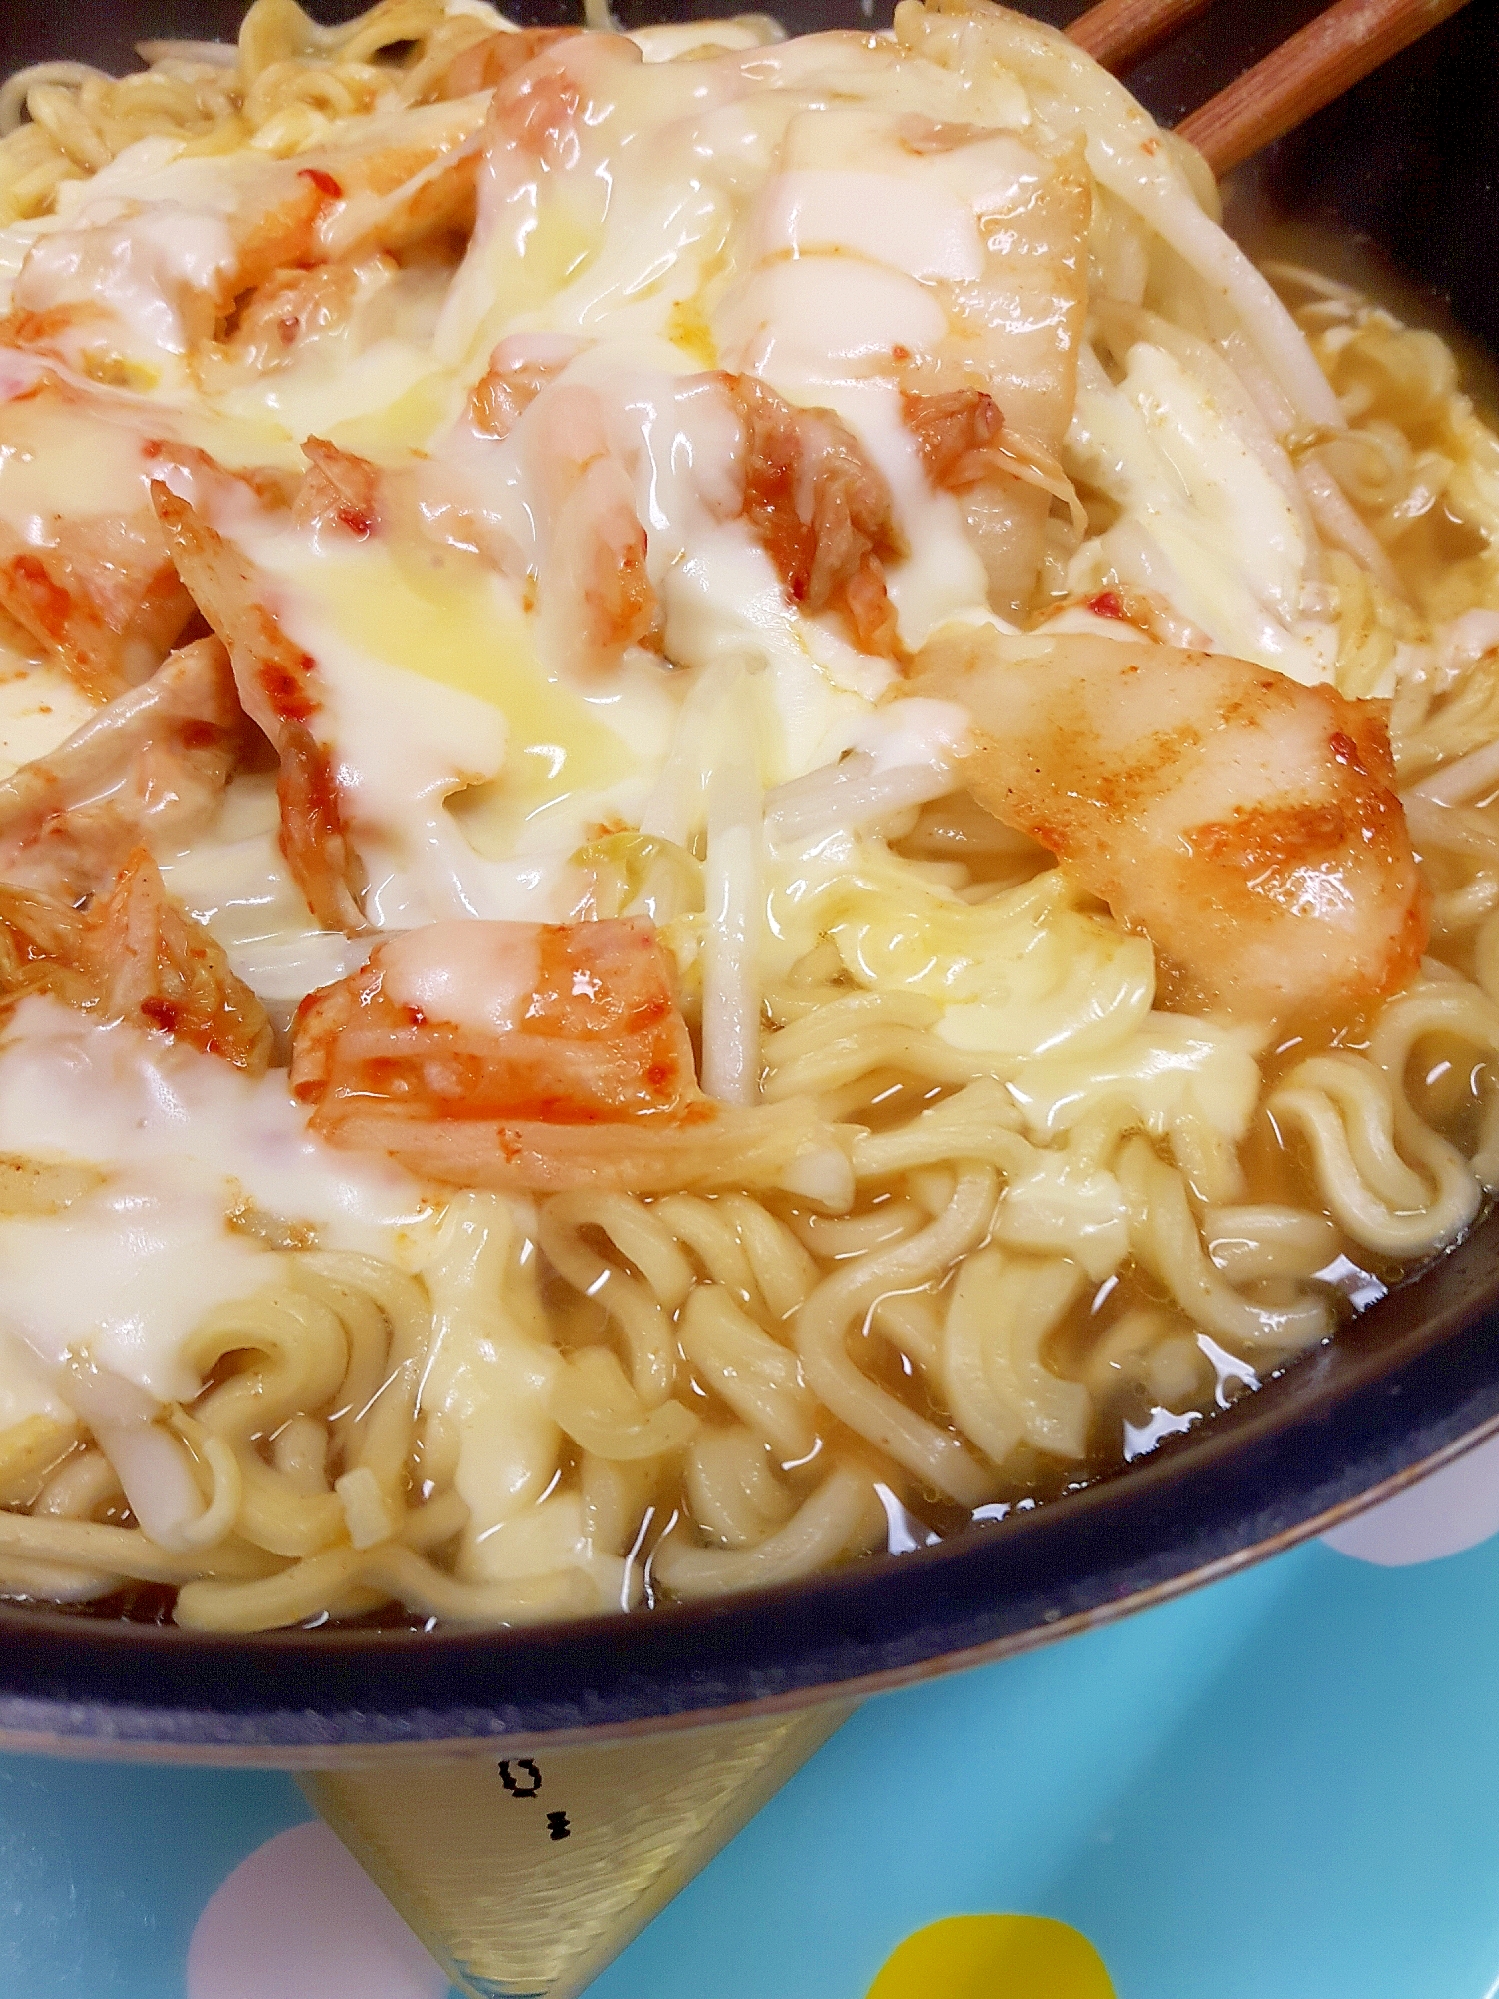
[546,1811,572,1841]
[498,1758,543,1798]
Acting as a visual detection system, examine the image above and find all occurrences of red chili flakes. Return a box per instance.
[299,167,344,202]
[140,996,182,1032]
[9,555,73,639]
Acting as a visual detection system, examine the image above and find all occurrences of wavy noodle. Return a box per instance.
[1269,1051,1481,1257]
[1117,1138,1332,1353]
[795,1165,998,1506]
[1078,1306,1208,1406]
[1202,1205,1341,1285]
[537,1192,684,1408]
[0,1228,659,1629]
[683,1426,795,1547]
[649,1465,885,1599]
[678,1284,816,1459]
[0,1254,474,1624]
[550,1346,698,1460]
[762,989,991,1105]
[940,1249,1089,1466]
[174,1543,596,1633]
[34,1447,121,1519]
[1369,981,1499,1196]
[0,0,501,223]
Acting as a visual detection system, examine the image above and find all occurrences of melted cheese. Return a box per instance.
[156,774,370,1005]
[0,998,430,1406]
[1006,1015,1264,1145]
[1066,342,1328,679]
[751,170,984,282]
[250,529,650,927]
[0,653,98,779]
[19,206,234,358]
[381,920,540,1032]
[0,386,158,543]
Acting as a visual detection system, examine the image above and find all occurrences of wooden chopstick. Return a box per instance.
[1066,0,1215,72]
[1175,0,1473,174]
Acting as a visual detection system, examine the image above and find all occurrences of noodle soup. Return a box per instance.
[0,0,1494,1634]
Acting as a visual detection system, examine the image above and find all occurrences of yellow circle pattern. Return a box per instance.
[867,1914,1117,1999]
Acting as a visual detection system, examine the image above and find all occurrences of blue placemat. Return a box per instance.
[6,1437,1499,1999]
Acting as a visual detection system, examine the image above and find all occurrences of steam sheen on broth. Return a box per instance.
[0,0,1493,1631]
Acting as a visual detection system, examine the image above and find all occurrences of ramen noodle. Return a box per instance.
[0,0,1494,1632]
